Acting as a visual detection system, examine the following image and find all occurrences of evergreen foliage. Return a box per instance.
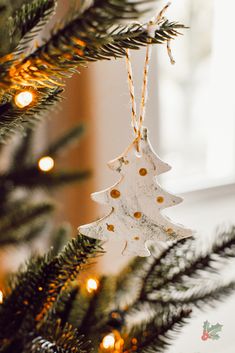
[0,1,234,353]
[9,0,57,55]
[0,123,89,248]
[0,228,235,352]
[0,0,57,57]
[0,0,183,142]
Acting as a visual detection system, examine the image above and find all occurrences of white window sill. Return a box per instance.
[162,175,235,199]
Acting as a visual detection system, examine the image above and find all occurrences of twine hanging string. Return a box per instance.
[125,2,173,149]
[125,49,138,137]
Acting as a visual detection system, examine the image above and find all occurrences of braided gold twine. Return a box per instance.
[125,2,174,150]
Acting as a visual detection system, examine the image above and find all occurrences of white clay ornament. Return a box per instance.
[78,6,193,257]
[78,127,193,257]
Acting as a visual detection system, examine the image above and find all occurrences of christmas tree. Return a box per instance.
[0,1,234,353]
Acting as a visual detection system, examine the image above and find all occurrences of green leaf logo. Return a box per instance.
[201,321,223,341]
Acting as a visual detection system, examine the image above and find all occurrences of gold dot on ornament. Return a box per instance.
[110,189,121,199]
[133,236,140,240]
[107,224,115,232]
[134,212,142,219]
[139,168,147,176]
[156,196,164,203]
[166,228,174,235]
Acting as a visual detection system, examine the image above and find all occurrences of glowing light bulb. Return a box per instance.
[86,278,98,293]
[102,334,115,349]
[14,90,34,108]
[0,290,3,304]
[38,156,54,172]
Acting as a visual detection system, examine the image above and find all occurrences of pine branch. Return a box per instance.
[0,235,102,346]
[0,87,63,143]
[139,239,190,298]
[43,124,85,157]
[149,282,235,308]
[0,0,156,87]
[115,230,235,352]
[53,286,79,328]
[150,228,235,292]
[0,198,52,246]
[77,0,153,25]
[79,276,116,335]
[65,287,93,330]
[0,201,54,235]
[10,0,57,55]
[29,321,90,353]
[49,0,153,40]
[10,124,85,172]
[0,168,91,189]
[11,129,34,169]
[0,0,183,140]
[3,20,184,89]
[0,20,183,140]
[138,228,235,301]
[50,224,71,256]
[114,256,151,308]
[0,223,45,247]
[124,305,191,353]
[113,240,188,307]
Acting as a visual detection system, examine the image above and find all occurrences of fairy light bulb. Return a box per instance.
[86,278,99,293]
[14,90,34,108]
[0,290,3,304]
[102,334,115,349]
[38,156,55,172]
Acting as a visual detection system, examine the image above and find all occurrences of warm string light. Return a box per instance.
[86,278,99,293]
[38,156,55,172]
[100,331,124,353]
[102,334,115,349]
[14,90,35,108]
[0,290,3,304]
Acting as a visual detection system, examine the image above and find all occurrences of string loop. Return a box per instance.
[125,2,173,148]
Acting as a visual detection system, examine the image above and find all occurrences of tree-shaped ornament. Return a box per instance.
[78,128,193,257]
[78,8,193,256]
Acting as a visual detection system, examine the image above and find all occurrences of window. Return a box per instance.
[155,0,235,192]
